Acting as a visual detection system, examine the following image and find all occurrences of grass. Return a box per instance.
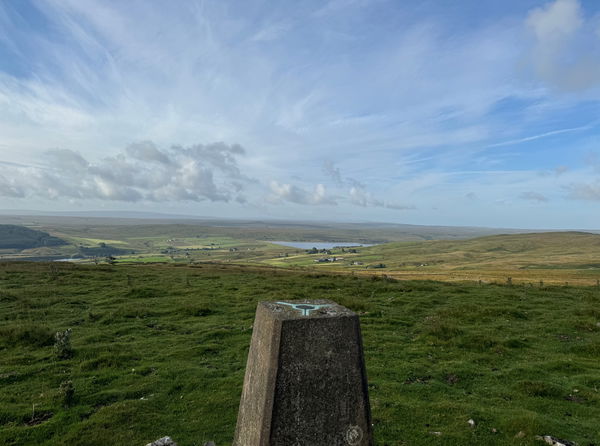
[0,262,599,445]
[261,231,600,285]
[5,220,600,286]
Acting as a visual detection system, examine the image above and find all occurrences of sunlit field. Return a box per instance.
[1,262,598,445]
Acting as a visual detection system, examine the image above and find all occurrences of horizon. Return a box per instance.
[1,207,600,233]
[2,0,600,228]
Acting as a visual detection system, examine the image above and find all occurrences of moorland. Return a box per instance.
[0,215,599,445]
[0,215,599,285]
[1,262,599,445]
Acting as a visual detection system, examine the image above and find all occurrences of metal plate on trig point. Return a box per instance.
[276,301,333,316]
[265,299,355,320]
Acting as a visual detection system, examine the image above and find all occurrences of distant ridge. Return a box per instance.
[355,231,600,273]
[0,210,597,239]
[0,224,67,249]
[0,209,206,220]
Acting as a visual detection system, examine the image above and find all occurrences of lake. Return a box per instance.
[269,241,375,250]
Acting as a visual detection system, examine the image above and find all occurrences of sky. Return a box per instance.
[1,0,600,229]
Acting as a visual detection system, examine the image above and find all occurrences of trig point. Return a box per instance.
[234,299,373,446]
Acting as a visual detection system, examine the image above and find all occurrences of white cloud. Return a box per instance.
[520,191,549,202]
[527,0,582,40]
[322,160,343,186]
[0,142,251,203]
[349,187,414,211]
[566,182,600,201]
[485,124,592,148]
[46,149,89,170]
[349,187,383,207]
[125,142,172,165]
[269,181,336,205]
[526,0,600,91]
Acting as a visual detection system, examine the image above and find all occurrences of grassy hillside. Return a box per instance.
[266,232,600,285]
[360,231,600,269]
[1,262,598,445]
[0,214,535,242]
[0,225,66,250]
[2,221,600,285]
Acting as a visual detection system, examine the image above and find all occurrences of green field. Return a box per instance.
[3,218,600,286]
[1,262,599,445]
[267,231,600,286]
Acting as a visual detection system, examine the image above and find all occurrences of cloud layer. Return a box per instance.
[0,0,600,227]
[0,142,250,203]
[527,0,600,91]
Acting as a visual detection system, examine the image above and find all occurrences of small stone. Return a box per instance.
[492,428,498,433]
[467,419,475,428]
[515,431,526,438]
[446,374,459,385]
[146,436,178,446]
[537,435,578,446]
[429,431,442,436]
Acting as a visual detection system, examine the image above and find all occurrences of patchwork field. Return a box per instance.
[1,262,599,445]
[2,217,600,286]
[266,231,600,286]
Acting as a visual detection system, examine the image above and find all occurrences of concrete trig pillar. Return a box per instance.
[234,299,373,446]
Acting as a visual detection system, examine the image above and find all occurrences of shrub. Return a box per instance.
[54,329,73,359]
[58,380,75,407]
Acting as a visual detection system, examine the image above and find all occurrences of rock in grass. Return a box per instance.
[146,437,178,446]
[535,435,577,446]
[467,419,475,428]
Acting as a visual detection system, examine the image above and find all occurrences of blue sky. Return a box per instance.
[1,0,600,228]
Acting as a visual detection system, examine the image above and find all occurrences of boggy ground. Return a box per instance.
[0,262,599,445]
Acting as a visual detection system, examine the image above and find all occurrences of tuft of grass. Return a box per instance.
[125,287,159,299]
[422,316,463,340]
[336,296,370,313]
[517,381,564,398]
[179,304,214,317]
[0,324,54,347]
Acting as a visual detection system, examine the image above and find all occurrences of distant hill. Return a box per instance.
[0,225,67,250]
[267,231,600,284]
[78,245,130,257]
[356,231,600,271]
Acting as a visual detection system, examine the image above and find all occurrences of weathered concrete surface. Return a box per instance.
[234,300,373,446]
